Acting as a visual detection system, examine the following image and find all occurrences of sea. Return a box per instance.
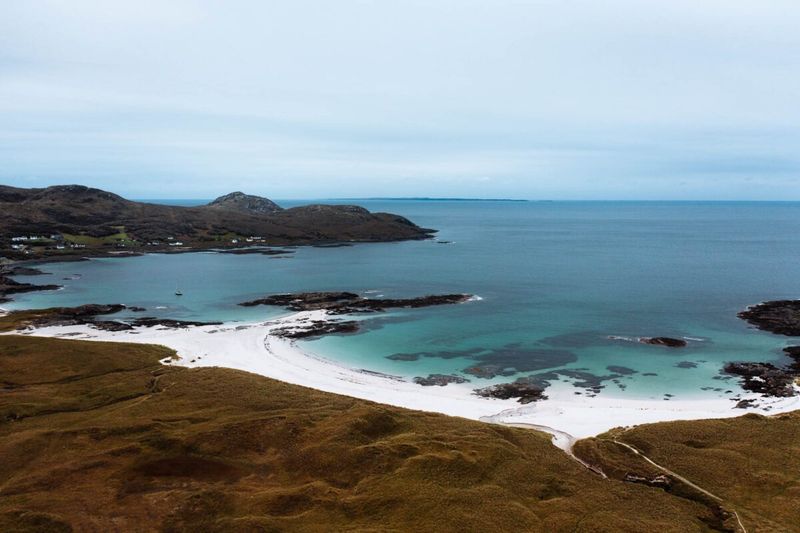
[8,200,800,401]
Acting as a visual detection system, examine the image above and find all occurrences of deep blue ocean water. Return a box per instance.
[8,201,800,400]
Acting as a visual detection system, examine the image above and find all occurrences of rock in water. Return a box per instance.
[239,292,472,312]
[722,362,797,397]
[413,374,470,386]
[640,337,687,348]
[474,378,549,403]
[738,300,800,336]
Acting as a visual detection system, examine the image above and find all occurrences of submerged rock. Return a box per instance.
[413,374,470,386]
[463,364,516,379]
[387,353,422,362]
[462,345,578,378]
[606,365,637,375]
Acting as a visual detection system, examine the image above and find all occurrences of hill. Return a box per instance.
[0,185,434,257]
[0,333,742,533]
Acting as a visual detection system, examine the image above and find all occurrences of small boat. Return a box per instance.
[175,287,183,296]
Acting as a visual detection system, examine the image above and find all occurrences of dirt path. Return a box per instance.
[486,412,748,533]
[610,439,748,533]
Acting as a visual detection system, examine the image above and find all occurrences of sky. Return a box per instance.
[1,0,799,200]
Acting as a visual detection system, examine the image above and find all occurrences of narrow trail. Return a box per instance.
[609,439,748,533]
[484,408,747,532]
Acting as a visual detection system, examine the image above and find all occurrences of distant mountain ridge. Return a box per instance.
[0,184,434,254]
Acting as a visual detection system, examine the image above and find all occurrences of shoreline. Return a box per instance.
[11,310,800,450]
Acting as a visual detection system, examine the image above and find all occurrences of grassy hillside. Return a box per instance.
[0,185,433,257]
[0,335,728,533]
[576,414,800,532]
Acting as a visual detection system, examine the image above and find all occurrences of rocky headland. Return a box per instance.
[722,300,800,398]
[4,304,221,331]
[738,300,800,336]
[0,268,61,303]
[0,185,436,262]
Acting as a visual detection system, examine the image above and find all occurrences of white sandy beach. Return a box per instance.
[12,310,800,450]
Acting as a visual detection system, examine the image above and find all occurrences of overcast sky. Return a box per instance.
[1,0,799,199]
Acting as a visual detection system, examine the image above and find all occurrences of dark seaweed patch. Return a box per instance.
[606,365,637,375]
[462,345,577,379]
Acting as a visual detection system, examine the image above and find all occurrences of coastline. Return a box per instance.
[12,310,800,449]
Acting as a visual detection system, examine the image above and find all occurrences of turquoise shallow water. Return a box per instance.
[8,201,800,401]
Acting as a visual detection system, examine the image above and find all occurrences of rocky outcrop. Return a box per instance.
[722,362,797,397]
[129,317,222,329]
[784,346,800,372]
[474,378,549,404]
[0,273,61,303]
[413,374,470,386]
[241,292,360,310]
[271,320,360,339]
[608,335,688,348]
[641,337,687,348]
[239,291,472,313]
[623,473,672,489]
[11,304,220,331]
[723,301,800,399]
[738,300,800,336]
[463,364,516,379]
[206,192,283,214]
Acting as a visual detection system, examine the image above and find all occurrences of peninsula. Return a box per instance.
[0,185,435,260]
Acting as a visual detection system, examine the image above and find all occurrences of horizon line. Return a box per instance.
[133,197,800,203]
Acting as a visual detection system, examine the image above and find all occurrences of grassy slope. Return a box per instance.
[580,414,800,532]
[0,335,722,533]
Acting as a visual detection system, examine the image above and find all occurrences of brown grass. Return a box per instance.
[0,335,731,532]
[581,413,800,532]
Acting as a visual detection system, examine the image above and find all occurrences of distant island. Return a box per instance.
[341,197,530,202]
[0,185,435,261]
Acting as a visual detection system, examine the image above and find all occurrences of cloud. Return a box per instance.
[0,0,798,198]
